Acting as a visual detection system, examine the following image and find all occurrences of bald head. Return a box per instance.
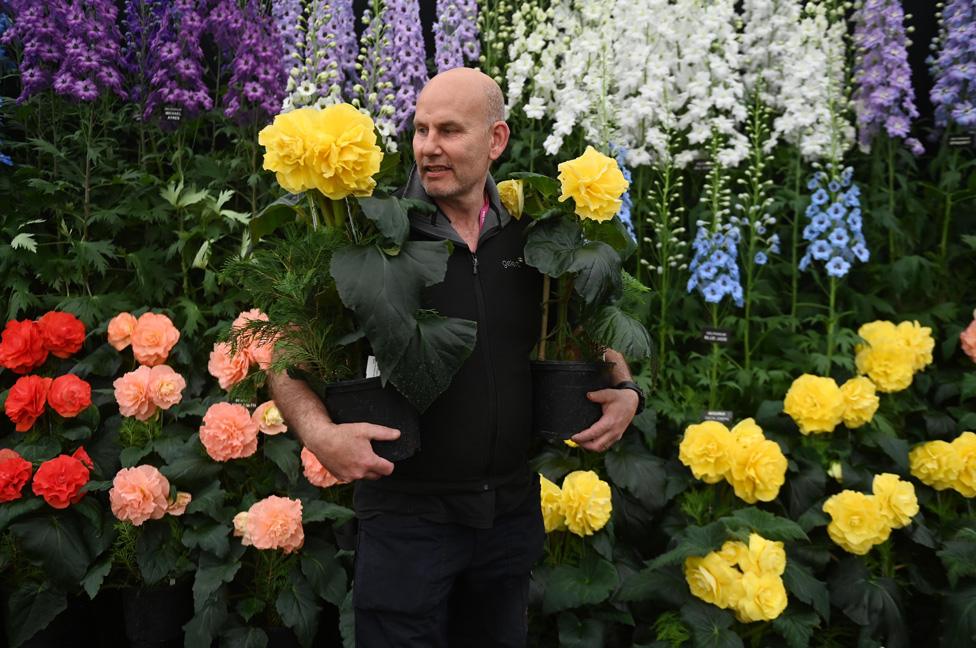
[418,67,506,127]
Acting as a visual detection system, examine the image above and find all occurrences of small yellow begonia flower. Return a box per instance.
[539,474,566,533]
[742,533,787,577]
[259,107,323,194]
[950,432,976,497]
[716,540,749,570]
[822,490,891,555]
[839,376,880,429]
[684,553,744,610]
[556,146,629,222]
[679,421,734,484]
[734,571,788,623]
[497,179,524,220]
[895,320,935,372]
[827,461,844,483]
[871,473,919,528]
[783,374,845,435]
[730,418,765,448]
[729,438,788,504]
[560,470,612,537]
[909,440,963,491]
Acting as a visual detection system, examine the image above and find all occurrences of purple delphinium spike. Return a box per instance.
[929,0,976,131]
[207,0,245,57]
[385,0,429,133]
[433,0,480,72]
[310,0,356,103]
[223,0,287,123]
[122,0,168,103]
[332,0,358,100]
[143,0,212,124]
[1,0,68,101]
[354,1,397,143]
[852,0,922,154]
[1,12,12,166]
[53,0,127,102]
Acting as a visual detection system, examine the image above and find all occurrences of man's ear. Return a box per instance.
[488,121,510,161]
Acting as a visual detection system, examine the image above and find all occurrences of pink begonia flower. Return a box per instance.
[107,312,138,351]
[253,400,287,435]
[207,341,251,390]
[960,315,976,363]
[199,402,259,461]
[131,312,180,367]
[234,495,304,553]
[301,447,345,488]
[166,492,193,516]
[113,366,158,421]
[148,365,187,409]
[109,465,171,525]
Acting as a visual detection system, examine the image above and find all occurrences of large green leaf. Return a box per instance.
[679,600,743,648]
[159,436,222,486]
[82,556,113,600]
[582,215,637,260]
[387,313,478,412]
[941,583,976,648]
[300,537,347,606]
[647,522,727,571]
[276,570,321,648]
[570,241,622,306]
[186,481,228,516]
[508,171,561,199]
[193,549,243,611]
[331,239,472,410]
[5,584,67,648]
[783,561,830,621]
[136,518,180,585]
[542,552,619,614]
[356,196,410,245]
[604,434,666,510]
[524,217,581,277]
[9,512,95,586]
[720,508,808,542]
[772,607,820,648]
[557,611,605,648]
[616,564,691,608]
[184,586,230,648]
[937,527,976,587]
[303,500,355,526]
[251,193,303,242]
[222,627,269,648]
[263,435,302,482]
[0,497,43,532]
[182,521,231,558]
[828,557,907,648]
[590,304,653,359]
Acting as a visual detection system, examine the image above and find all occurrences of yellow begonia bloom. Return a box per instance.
[734,571,789,623]
[743,534,787,577]
[684,553,744,610]
[729,438,788,504]
[679,421,734,484]
[896,321,935,372]
[855,339,915,393]
[783,374,845,435]
[858,320,898,346]
[539,474,566,533]
[556,146,629,222]
[871,473,919,528]
[822,491,891,555]
[560,470,612,537]
[909,440,963,491]
[497,179,524,220]
[730,418,765,449]
[258,104,383,199]
[716,541,749,570]
[839,376,880,428]
[951,432,976,497]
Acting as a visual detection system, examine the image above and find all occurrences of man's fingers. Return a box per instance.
[587,389,616,404]
[362,424,401,441]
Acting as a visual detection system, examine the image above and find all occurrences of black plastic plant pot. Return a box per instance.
[532,360,613,441]
[323,377,421,462]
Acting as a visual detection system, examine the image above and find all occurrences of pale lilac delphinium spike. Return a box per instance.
[433,0,480,72]
[385,0,429,133]
[852,0,922,154]
[929,0,976,131]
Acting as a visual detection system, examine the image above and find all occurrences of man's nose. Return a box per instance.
[422,132,442,156]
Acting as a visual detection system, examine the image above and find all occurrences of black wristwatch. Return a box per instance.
[614,380,645,415]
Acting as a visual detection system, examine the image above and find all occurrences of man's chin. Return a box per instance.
[421,179,459,199]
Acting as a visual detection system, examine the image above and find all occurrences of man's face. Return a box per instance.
[412,83,495,202]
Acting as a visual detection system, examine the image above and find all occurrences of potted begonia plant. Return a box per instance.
[498,146,653,440]
[222,103,477,460]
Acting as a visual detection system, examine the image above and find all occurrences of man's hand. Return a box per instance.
[302,419,400,482]
[570,388,639,452]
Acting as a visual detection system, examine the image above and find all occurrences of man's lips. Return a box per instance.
[422,164,451,176]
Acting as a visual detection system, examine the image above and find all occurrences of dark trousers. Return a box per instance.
[353,505,546,648]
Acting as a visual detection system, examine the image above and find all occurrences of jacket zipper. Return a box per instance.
[470,228,502,485]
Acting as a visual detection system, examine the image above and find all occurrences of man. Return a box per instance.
[269,68,640,647]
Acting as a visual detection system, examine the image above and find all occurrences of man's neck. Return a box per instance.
[435,188,486,253]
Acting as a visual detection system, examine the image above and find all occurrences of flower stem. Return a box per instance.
[790,157,801,332]
[709,303,719,409]
[826,276,837,368]
[887,137,896,260]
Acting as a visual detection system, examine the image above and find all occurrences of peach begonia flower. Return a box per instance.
[113,365,158,421]
[232,309,277,370]
[148,365,186,410]
[301,447,346,488]
[235,495,304,553]
[166,491,192,516]
[207,341,251,391]
[109,465,171,526]
[199,402,259,462]
[107,312,138,351]
[253,401,287,435]
[961,316,976,363]
[131,312,180,367]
